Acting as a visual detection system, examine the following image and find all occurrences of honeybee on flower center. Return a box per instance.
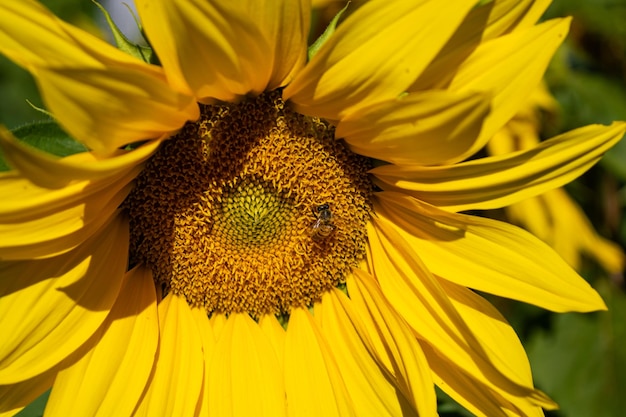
[310,203,335,240]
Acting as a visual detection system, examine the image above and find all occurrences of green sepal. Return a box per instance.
[92,0,154,64]
[0,120,88,172]
[308,2,350,61]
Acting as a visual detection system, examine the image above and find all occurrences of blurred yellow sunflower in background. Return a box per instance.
[0,1,624,416]
[488,83,625,276]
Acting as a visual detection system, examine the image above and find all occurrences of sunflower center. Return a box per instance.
[125,91,372,318]
[216,179,293,246]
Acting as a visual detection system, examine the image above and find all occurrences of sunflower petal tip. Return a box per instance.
[572,288,608,313]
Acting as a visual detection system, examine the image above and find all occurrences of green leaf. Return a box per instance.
[92,0,154,63]
[308,2,350,61]
[11,121,88,156]
[0,120,88,172]
[527,281,626,417]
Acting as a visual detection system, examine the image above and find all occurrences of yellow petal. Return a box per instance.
[213,0,309,91]
[345,271,439,416]
[336,90,490,165]
[0,170,139,261]
[133,294,204,417]
[251,0,310,89]
[190,307,216,417]
[319,284,436,417]
[284,0,476,120]
[0,213,128,384]
[431,279,555,416]
[372,122,626,212]
[0,169,134,221]
[0,126,149,262]
[311,0,336,7]
[0,0,128,68]
[548,191,624,273]
[136,0,273,101]
[487,0,552,32]
[444,18,570,154]
[190,308,216,356]
[206,314,286,417]
[210,313,228,340]
[258,315,286,366]
[0,127,161,187]
[44,266,159,417]
[366,211,553,415]
[0,371,54,417]
[507,190,625,274]
[285,308,356,417]
[0,0,198,153]
[374,191,607,312]
[0,188,128,261]
[367,215,471,351]
[410,0,551,90]
[504,197,552,241]
[33,66,198,154]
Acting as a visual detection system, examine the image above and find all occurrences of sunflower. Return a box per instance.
[488,83,625,275]
[1,1,624,416]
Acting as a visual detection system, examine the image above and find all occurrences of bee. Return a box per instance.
[310,203,335,239]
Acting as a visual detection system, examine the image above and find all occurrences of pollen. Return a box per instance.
[125,91,372,318]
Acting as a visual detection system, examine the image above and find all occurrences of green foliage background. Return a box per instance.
[1,1,625,416]
[529,2,626,416]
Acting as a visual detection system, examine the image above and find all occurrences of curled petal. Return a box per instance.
[0,143,143,260]
[444,18,570,154]
[336,90,490,165]
[285,0,476,120]
[411,0,551,90]
[31,67,198,153]
[0,177,131,261]
[251,0,310,89]
[0,0,198,153]
[372,123,626,212]
[367,211,554,415]
[374,191,607,312]
[429,279,555,416]
[136,0,281,101]
[0,126,160,188]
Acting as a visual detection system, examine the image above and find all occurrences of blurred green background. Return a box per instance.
[1,1,625,416]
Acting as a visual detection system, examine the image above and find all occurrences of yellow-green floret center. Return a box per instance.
[125,91,372,318]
